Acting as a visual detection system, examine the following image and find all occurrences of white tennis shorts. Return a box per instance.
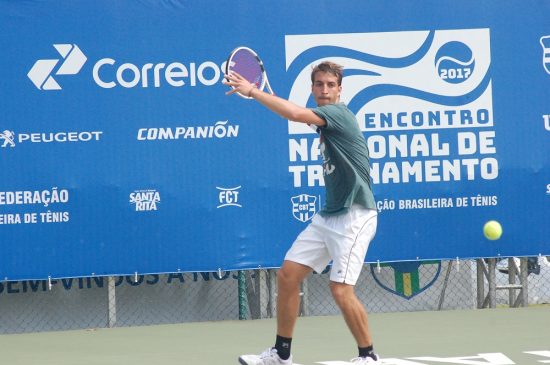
[285,204,378,285]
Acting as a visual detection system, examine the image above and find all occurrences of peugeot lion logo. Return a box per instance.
[27,44,87,90]
[1,130,15,147]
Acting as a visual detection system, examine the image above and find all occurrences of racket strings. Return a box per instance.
[227,48,266,93]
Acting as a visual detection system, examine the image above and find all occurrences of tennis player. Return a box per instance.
[225,61,379,364]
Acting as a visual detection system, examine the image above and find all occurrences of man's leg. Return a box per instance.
[238,260,312,365]
[276,260,313,337]
[330,281,372,347]
[239,216,325,365]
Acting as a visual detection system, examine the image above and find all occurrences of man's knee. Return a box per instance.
[277,261,310,288]
[276,267,294,287]
[330,282,355,307]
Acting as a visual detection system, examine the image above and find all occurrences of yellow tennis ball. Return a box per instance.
[483,220,502,240]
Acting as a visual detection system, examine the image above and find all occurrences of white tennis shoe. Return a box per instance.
[238,348,292,365]
[350,354,380,363]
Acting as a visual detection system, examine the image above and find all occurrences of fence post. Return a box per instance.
[238,271,248,320]
[107,276,117,328]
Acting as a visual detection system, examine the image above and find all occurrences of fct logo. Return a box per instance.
[217,186,241,208]
[27,44,87,90]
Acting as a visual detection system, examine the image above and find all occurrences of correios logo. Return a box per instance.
[28,44,87,90]
[29,43,225,90]
[92,58,223,89]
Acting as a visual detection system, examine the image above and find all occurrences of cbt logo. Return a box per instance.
[27,44,87,90]
[216,186,241,208]
[541,35,550,75]
[540,36,550,132]
[291,194,318,222]
[370,261,441,299]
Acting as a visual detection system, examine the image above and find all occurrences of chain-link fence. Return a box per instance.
[1,257,549,334]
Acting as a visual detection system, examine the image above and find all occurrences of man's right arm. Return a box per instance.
[224,72,326,127]
[249,88,326,127]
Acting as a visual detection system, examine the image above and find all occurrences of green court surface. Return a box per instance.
[1,306,549,365]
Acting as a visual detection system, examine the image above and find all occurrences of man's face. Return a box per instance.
[311,71,342,106]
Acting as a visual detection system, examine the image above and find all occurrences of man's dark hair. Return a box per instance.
[311,61,344,86]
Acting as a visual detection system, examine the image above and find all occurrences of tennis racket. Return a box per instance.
[225,46,320,133]
[225,46,274,99]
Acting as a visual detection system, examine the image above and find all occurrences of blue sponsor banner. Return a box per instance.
[0,0,548,280]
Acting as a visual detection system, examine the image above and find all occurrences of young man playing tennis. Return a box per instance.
[225,62,379,364]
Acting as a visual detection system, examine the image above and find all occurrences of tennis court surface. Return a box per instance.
[2,305,549,365]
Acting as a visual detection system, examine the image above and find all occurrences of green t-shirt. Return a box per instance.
[312,103,376,215]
